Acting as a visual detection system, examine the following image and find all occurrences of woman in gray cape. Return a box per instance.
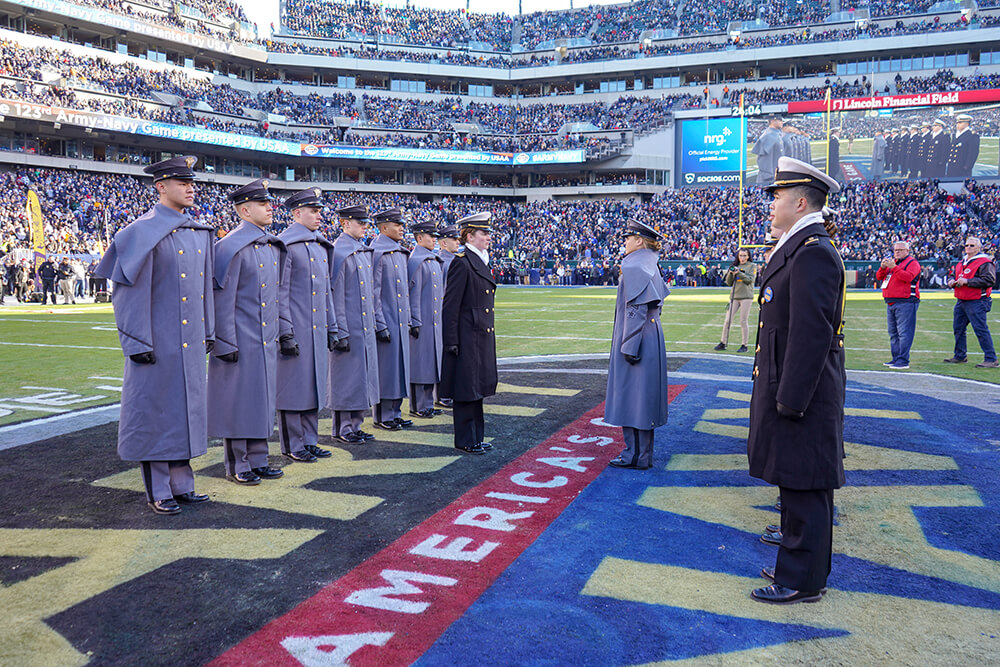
[605,219,670,470]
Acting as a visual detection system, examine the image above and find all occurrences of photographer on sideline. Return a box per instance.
[714,248,757,353]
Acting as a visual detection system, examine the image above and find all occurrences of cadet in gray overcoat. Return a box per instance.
[328,205,381,444]
[604,219,670,471]
[440,212,498,454]
[95,155,214,515]
[276,187,338,463]
[370,207,414,430]
[208,179,286,486]
[407,220,445,417]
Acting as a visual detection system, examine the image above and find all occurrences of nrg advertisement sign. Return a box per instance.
[678,117,745,187]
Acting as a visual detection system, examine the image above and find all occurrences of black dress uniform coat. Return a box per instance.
[440,250,497,402]
[926,130,950,178]
[748,216,846,491]
[947,129,980,178]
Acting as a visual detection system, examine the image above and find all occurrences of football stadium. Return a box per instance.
[0,0,999,664]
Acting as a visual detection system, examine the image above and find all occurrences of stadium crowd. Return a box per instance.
[2,168,996,293]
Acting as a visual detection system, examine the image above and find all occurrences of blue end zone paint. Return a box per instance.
[417,356,1000,664]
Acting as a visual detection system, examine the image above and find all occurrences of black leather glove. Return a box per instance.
[376,329,391,343]
[624,354,640,365]
[333,337,350,352]
[130,351,155,365]
[218,351,239,363]
[776,402,804,420]
[445,345,459,356]
[205,339,215,354]
[409,325,420,339]
[327,331,338,351]
[279,333,300,357]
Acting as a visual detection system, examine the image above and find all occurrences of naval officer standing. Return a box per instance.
[208,178,286,485]
[370,207,414,430]
[328,205,380,444]
[276,187,339,463]
[95,155,214,515]
[748,156,847,604]
[440,212,498,454]
[604,219,670,470]
[407,220,445,418]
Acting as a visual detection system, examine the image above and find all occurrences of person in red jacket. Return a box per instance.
[944,236,997,368]
[875,241,920,369]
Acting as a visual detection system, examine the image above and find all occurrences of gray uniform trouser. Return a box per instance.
[410,383,435,413]
[278,409,318,454]
[140,460,195,502]
[620,427,654,468]
[334,410,366,437]
[374,398,402,423]
[223,438,269,475]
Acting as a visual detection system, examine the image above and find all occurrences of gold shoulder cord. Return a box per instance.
[830,239,846,336]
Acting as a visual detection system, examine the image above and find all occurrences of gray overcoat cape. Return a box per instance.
[604,247,670,430]
[371,233,412,400]
[276,222,337,411]
[207,221,285,438]
[407,245,445,384]
[95,203,215,461]
[327,233,380,411]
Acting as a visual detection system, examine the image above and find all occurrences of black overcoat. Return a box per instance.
[747,220,847,491]
[439,250,498,402]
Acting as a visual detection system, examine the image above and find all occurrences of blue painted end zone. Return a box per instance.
[418,357,1000,664]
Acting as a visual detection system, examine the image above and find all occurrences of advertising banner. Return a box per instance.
[787,88,1000,114]
[677,117,745,187]
[26,189,45,272]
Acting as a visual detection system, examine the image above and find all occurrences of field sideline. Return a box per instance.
[0,287,997,426]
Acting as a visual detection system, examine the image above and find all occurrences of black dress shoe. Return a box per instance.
[760,529,782,546]
[174,492,210,504]
[435,399,453,408]
[766,524,780,533]
[608,457,651,470]
[774,497,782,511]
[335,432,365,444]
[286,449,318,463]
[751,583,823,604]
[479,441,493,451]
[148,499,181,515]
[252,466,284,479]
[409,408,437,418]
[374,420,402,431]
[357,430,375,441]
[761,567,827,593]
[228,471,261,485]
[393,417,414,428]
[455,443,486,455]
[305,444,332,458]
[431,408,443,415]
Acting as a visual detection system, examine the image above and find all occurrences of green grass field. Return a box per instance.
[0,287,997,426]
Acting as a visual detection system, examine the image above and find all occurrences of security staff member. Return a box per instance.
[876,241,920,370]
[408,220,445,417]
[435,223,461,409]
[95,155,214,515]
[440,212,497,454]
[276,187,339,463]
[37,256,57,305]
[944,236,997,368]
[748,156,846,604]
[947,114,979,178]
[370,207,414,430]
[208,178,286,485]
[328,205,380,444]
[605,219,670,470]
